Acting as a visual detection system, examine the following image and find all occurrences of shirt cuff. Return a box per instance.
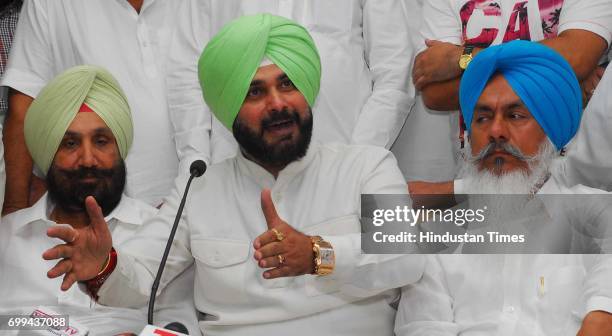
[321,234,360,281]
[559,22,612,47]
[0,67,46,98]
[586,295,612,315]
[453,179,465,195]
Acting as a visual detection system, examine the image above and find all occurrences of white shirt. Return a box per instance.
[1,0,189,205]
[167,0,416,165]
[394,0,612,183]
[392,0,461,182]
[395,177,612,336]
[562,65,612,191]
[96,143,424,336]
[0,194,200,335]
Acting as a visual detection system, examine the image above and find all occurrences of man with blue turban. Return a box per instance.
[395,41,612,336]
[41,15,424,336]
[0,65,200,334]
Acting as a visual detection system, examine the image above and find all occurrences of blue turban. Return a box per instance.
[459,40,582,150]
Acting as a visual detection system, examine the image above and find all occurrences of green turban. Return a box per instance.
[24,65,133,175]
[198,14,321,130]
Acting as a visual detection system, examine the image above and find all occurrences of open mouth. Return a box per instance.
[264,119,296,133]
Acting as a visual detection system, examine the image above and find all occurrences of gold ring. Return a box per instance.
[271,228,285,241]
[278,254,285,265]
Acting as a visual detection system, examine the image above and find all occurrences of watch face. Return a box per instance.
[459,55,472,69]
[320,249,334,264]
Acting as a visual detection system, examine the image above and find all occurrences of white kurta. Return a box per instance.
[562,65,612,191]
[0,194,199,336]
[395,176,612,336]
[166,0,416,165]
[96,143,424,336]
[1,0,191,205]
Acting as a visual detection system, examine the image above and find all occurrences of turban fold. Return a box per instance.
[459,40,582,150]
[198,14,321,130]
[24,65,133,174]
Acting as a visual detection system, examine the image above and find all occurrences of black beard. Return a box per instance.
[233,108,313,168]
[46,160,126,216]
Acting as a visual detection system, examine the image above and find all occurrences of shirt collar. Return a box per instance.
[116,0,155,13]
[13,193,146,232]
[235,141,320,188]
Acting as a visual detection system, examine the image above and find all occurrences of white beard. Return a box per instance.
[460,138,559,235]
[461,138,558,195]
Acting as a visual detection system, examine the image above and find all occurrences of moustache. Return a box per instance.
[56,166,115,180]
[261,109,300,130]
[471,141,531,163]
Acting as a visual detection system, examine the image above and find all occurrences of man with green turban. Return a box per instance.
[42,16,423,336]
[0,65,200,335]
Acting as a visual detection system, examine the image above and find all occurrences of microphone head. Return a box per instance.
[163,322,189,335]
[189,160,207,177]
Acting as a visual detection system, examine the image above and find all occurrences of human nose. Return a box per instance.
[487,114,509,144]
[78,142,98,167]
[267,88,287,112]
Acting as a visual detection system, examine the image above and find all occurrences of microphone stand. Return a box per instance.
[147,161,206,325]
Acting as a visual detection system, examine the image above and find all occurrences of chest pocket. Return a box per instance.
[304,0,356,33]
[191,238,251,305]
[535,265,586,331]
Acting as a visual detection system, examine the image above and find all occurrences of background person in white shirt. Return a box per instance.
[41,15,424,336]
[166,0,416,165]
[395,41,612,336]
[1,0,199,214]
[0,65,198,335]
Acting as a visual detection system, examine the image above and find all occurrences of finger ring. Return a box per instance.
[278,254,285,265]
[271,228,285,241]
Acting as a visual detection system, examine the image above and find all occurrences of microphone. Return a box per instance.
[189,160,207,177]
[146,160,207,328]
[164,322,189,334]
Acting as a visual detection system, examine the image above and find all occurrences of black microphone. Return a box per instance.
[147,160,207,326]
[164,322,189,334]
[189,160,207,177]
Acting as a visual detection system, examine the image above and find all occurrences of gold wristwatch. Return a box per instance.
[459,45,475,71]
[311,236,335,275]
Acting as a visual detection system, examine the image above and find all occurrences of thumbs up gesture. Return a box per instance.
[42,196,114,291]
[254,189,314,279]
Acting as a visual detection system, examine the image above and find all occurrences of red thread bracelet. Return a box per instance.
[84,247,117,299]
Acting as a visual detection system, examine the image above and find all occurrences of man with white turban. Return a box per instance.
[395,41,612,336]
[40,15,424,336]
[0,65,199,335]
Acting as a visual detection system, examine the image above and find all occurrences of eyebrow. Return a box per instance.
[249,79,264,87]
[249,73,290,87]
[474,99,526,112]
[63,127,113,137]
